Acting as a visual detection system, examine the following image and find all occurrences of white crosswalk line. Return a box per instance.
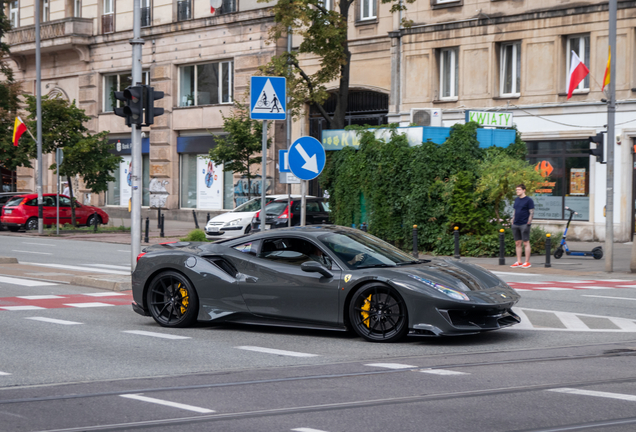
[579,286,615,290]
[510,308,535,329]
[420,369,468,376]
[64,302,114,308]
[513,308,636,332]
[122,330,191,340]
[236,346,319,357]
[16,295,63,300]
[0,371,11,376]
[548,388,636,402]
[21,262,129,275]
[608,318,636,331]
[365,363,417,369]
[582,295,636,301]
[82,292,127,297]
[0,275,57,287]
[555,312,589,330]
[120,394,214,413]
[0,306,46,311]
[25,317,82,325]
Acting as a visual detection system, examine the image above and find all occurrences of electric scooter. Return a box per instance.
[554,207,603,260]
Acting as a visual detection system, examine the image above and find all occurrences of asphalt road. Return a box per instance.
[1,234,636,431]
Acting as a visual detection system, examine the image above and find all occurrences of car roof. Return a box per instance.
[220,225,356,245]
[272,197,325,202]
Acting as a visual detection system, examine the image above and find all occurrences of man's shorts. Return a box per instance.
[512,224,531,242]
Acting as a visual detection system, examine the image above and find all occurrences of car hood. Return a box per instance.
[388,258,504,292]
[209,212,254,224]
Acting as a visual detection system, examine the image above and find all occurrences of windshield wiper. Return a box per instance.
[356,263,396,269]
[396,259,430,266]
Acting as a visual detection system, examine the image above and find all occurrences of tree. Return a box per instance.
[259,0,412,130]
[208,101,271,202]
[22,95,121,225]
[0,1,28,178]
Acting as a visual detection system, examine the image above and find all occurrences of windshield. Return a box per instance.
[318,230,417,269]
[233,197,277,213]
[5,196,25,207]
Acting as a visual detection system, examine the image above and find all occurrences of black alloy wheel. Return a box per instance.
[147,271,199,328]
[26,217,38,231]
[349,283,408,343]
[554,247,564,259]
[86,215,102,227]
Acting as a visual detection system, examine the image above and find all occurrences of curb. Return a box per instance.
[69,275,132,292]
[0,257,18,264]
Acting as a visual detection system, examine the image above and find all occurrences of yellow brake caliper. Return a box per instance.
[178,284,189,314]
[360,295,372,328]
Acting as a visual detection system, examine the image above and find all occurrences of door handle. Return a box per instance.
[244,276,258,283]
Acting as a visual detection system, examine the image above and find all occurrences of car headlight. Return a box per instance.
[223,218,243,227]
[407,274,470,301]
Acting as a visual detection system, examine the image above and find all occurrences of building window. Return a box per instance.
[40,0,49,22]
[439,48,458,99]
[9,1,18,28]
[360,0,376,20]
[500,42,521,96]
[218,0,236,14]
[566,35,590,92]
[179,61,233,107]
[177,0,191,21]
[102,0,114,33]
[103,72,150,113]
[526,140,591,221]
[432,0,462,6]
[180,154,233,209]
[74,0,81,17]
[320,0,333,10]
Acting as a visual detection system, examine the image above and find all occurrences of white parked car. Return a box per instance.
[204,195,313,240]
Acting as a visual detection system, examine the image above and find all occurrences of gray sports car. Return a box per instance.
[132,226,521,342]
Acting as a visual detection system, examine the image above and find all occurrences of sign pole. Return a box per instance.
[35,0,43,234]
[606,0,616,272]
[301,181,307,226]
[261,120,268,230]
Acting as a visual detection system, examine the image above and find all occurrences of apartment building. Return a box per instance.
[294,0,636,241]
[5,0,286,215]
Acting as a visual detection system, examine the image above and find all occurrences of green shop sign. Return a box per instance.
[465,110,514,128]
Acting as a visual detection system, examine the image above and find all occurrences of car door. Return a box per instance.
[42,196,57,225]
[58,196,72,225]
[237,236,342,325]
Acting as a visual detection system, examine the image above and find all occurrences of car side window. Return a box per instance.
[25,199,37,206]
[43,196,56,207]
[259,237,332,268]
[233,241,259,256]
[291,202,300,212]
[59,197,71,208]
[306,202,320,212]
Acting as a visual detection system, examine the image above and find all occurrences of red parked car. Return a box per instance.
[0,193,109,231]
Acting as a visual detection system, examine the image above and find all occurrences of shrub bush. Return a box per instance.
[180,229,208,242]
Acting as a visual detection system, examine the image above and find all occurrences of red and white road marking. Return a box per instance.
[509,280,636,292]
[0,292,133,311]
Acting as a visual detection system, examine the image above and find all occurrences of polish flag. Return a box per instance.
[567,51,589,99]
[12,116,27,147]
[210,0,222,13]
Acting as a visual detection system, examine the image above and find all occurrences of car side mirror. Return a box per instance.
[301,261,333,278]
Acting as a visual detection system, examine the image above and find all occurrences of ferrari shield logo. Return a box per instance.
[344,274,352,283]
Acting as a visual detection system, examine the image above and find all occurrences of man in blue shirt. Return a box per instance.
[511,184,535,268]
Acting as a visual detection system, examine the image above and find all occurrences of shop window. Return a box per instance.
[179,154,233,210]
[439,48,458,100]
[103,72,150,113]
[179,61,233,107]
[500,42,521,96]
[9,1,19,28]
[527,140,590,221]
[566,35,590,93]
[106,154,150,206]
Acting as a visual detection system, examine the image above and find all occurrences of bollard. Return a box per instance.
[207,212,210,223]
[144,217,149,243]
[160,214,165,238]
[545,233,552,268]
[93,212,99,232]
[192,210,199,229]
[453,226,460,259]
[361,222,367,232]
[498,229,506,265]
[412,225,418,259]
[157,208,161,229]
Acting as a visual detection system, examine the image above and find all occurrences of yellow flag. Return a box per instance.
[602,48,611,91]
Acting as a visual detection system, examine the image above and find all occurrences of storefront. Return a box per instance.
[526,140,591,222]
[106,138,150,207]
[177,136,234,210]
[1,166,16,192]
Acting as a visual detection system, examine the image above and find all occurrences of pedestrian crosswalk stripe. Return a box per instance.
[0,306,46,311]
[64,302,114,308]
[513,307,636,332]
[548,388,636,402]
[25,317,82,325]
[0,275,57,287]
[236,346,318,357]
[365,363,417,369]
[0,371,11,376]
[509,280,636,291]
[21,262,129,275]
[420,369,468,376]
[120,394,214,413]
[122,330,191,340]
[16,295,63,300]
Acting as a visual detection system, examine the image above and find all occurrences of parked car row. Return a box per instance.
[0,193,109,231]
[251,197,330,232]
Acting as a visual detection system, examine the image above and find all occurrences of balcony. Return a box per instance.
[6,17,93,56]
[178,1,192,21]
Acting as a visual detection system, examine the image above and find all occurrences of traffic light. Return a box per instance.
[145,86,165,126]
[588,132,605,164]
[113,91,131,126]
[123,85,144,126]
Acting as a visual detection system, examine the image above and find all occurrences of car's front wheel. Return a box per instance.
[349,283,408,343]
[86,215,102,227]
[146,271,199,328]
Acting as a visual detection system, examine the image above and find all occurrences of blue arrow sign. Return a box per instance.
[288,136,326,181]
[279,149,291,173]
[250,76,286,120]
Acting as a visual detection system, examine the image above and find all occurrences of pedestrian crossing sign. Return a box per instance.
[250,76,286,120]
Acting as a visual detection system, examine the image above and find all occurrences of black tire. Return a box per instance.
[592,247,603,260]
[7,226,19,232]
[244,224,251,234]
[86,215,102,227]
[146,271,199,328]
[554,247,564,259]
[26,217,38,231]
[348,283,408,343]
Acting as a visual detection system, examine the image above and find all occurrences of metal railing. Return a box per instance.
[102,13,114,34]
[177,1,191,21]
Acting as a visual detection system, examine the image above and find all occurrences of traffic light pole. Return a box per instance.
[606,0,616,272]
[35,0,43,234]
[130,0,145,271]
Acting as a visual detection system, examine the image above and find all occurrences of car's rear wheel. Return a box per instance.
[349,283,408,343]
[146,271,199,328]
[86,215,102,227]
[26,217,38,231]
